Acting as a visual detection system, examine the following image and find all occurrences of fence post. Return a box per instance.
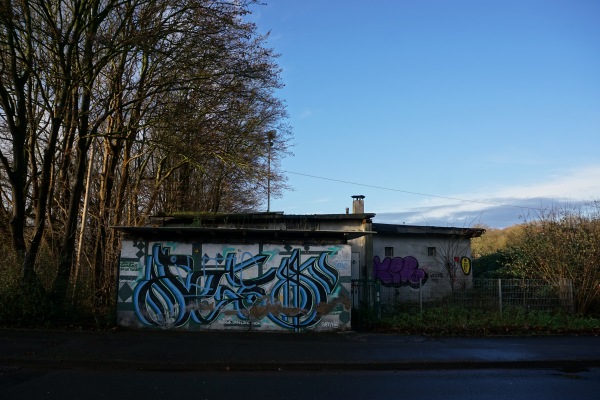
[568,279,574,313]
[375,280,381,320]
[559,278,575,314]
[498,279,503,315]
[419,278,423,313]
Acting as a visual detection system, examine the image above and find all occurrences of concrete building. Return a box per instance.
[370,222,484,306]
[115,196,483,332]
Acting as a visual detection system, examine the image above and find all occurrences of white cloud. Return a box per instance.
[375,164,600,228]
[496,165,600,200]
[296,108,320,119]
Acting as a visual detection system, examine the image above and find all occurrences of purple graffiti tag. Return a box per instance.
[373,256,428,289]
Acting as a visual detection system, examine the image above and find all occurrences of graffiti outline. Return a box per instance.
[373,255,428,289]
[133,244,342,330]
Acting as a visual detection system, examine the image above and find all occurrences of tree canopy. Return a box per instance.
[0,0,290,316]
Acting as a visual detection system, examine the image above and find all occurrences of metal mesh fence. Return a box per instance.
[351,278,575,319]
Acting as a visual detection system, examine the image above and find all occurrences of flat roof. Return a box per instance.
[113,226,373,242]
[149,212,376,226]
[372,223,485,238]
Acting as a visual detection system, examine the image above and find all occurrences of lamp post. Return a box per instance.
[267,130,275,212]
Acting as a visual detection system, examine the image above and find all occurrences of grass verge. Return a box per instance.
[371,307,600,336]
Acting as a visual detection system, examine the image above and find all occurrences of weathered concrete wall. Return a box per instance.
[117,240,352,332]
[372,235,473,302]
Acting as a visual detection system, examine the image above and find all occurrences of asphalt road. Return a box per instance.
[2,329,600,372]
[1,367,599,400]
[2,328,600,399]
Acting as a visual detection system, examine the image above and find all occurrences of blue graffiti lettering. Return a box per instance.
[133,245,340,330]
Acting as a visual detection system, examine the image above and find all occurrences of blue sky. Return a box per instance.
[249,0,600,228]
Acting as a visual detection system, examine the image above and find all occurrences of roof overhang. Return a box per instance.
[112,226,373,243]
[372,223,485,238]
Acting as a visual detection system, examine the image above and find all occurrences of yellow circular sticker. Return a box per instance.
[460,256,472,275]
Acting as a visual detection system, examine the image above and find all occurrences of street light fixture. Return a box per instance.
[267,130,275,212]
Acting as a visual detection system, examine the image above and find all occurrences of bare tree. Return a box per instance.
[507,202,600,314]
[429,227,482,291]
[1,0,290,315]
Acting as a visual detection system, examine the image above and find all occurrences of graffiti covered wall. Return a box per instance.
[373,254,473,303]
[373,255,428,289]
[117,241,352,332]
